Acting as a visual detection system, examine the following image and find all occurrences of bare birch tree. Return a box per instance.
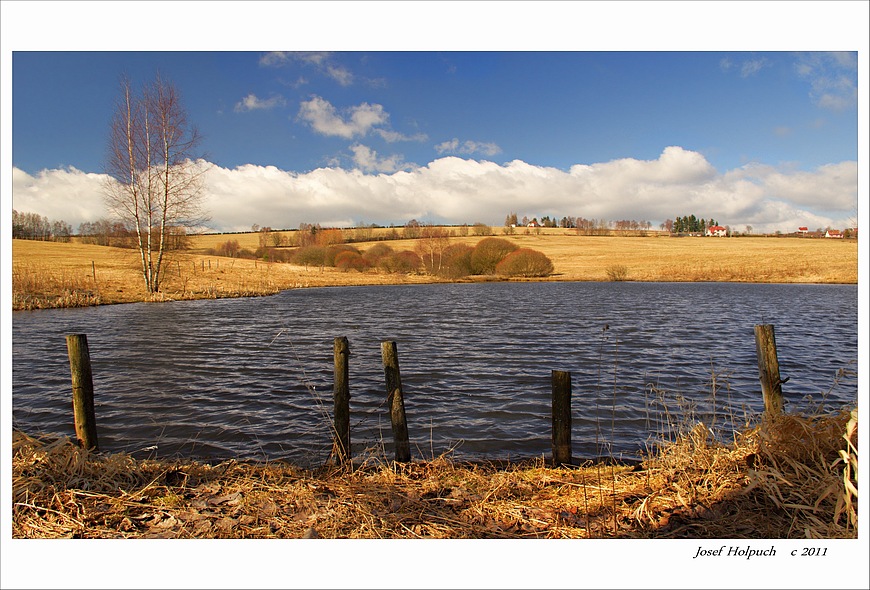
[415,225,451,275]
[104,73,206,294]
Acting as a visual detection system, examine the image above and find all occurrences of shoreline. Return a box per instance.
[12,234,859,310]
[11,272,860,312]
[11,405,858,539]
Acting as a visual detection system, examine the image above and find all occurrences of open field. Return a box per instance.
[11,231,858,309]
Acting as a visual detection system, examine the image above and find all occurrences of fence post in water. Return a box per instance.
[551,370,572,466]
[65,334,99,451]
[381,341,411,462]
[754,324,785,416]
[333,337,351,465]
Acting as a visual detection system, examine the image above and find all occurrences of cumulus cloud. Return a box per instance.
[435,138,502,157]
[349,144,409,173]
[11,166,109,229]
[234,93,287,112]
[297,96,388,138]
[12,147,858,235]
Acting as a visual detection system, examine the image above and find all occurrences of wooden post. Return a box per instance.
[754,324,785,416]
[333,337,351,464]
[91,261,97,283]
[66,334,99,451]
[381,341,411,462]
[551,370,572,466]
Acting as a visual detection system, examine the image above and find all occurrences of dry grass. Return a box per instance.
[11,238,433,310]
[12,232,857,310]
[11,404,857,540]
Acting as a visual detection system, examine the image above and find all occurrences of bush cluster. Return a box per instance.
[205,230,553,279]
[427,237,553,279]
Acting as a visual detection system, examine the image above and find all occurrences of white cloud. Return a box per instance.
[234,93,287,112]
[375,129,428,143]
[297,96,388,138]
[260,51,354,86]
[11,166,109,229]
[435,138,502,157]
[349,144,408,173]
[12,147,858,235]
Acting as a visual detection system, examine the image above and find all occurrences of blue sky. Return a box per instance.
[10,50,859,174]
[4,1,867,236]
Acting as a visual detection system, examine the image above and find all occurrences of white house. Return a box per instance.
[825,229,844,239]
[705,225,728,237]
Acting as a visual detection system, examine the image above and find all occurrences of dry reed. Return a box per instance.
[11,404,857,539]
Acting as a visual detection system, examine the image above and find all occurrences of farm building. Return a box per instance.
[705,225,728,237]
[825,229,844,239]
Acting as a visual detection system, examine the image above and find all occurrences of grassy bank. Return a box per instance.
[11,405,857,539]
[11,232,858,310]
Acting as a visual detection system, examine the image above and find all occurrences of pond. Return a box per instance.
[11,281,859,466]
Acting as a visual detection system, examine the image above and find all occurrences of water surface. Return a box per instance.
[12,282,858,466]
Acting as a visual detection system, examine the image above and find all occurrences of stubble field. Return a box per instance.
[11,229,858,310]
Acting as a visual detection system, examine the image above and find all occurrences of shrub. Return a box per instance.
[254,247,294,263]
[472,222,493,236]
[293,246,326,269]
[381,250,422,274]
[438,243,474,279]
[334,250,369,272]
[470,237,519,274]
[216,239,241,257]
[605,264,629,281]
[324,244,360,267]
[495,248,554,277]
[362,243,394,267]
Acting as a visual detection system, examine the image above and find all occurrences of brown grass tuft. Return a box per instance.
[12,405,857,539]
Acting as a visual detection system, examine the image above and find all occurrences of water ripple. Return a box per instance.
[12,282,858,466]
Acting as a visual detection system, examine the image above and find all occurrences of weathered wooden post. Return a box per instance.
[333,337,351,465]
[551,370,572,466]
[65,334,99,451]
[754,324,785,416]
[381,341,411,462]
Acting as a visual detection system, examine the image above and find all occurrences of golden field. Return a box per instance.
[11,230,858,310]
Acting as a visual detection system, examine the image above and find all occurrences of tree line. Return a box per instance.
[669,215,719,234]
[11,209,73,242]
[503,211,727,235]
[503,211,655,234]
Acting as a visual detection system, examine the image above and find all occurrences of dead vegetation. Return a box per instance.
[11,405,857,540]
